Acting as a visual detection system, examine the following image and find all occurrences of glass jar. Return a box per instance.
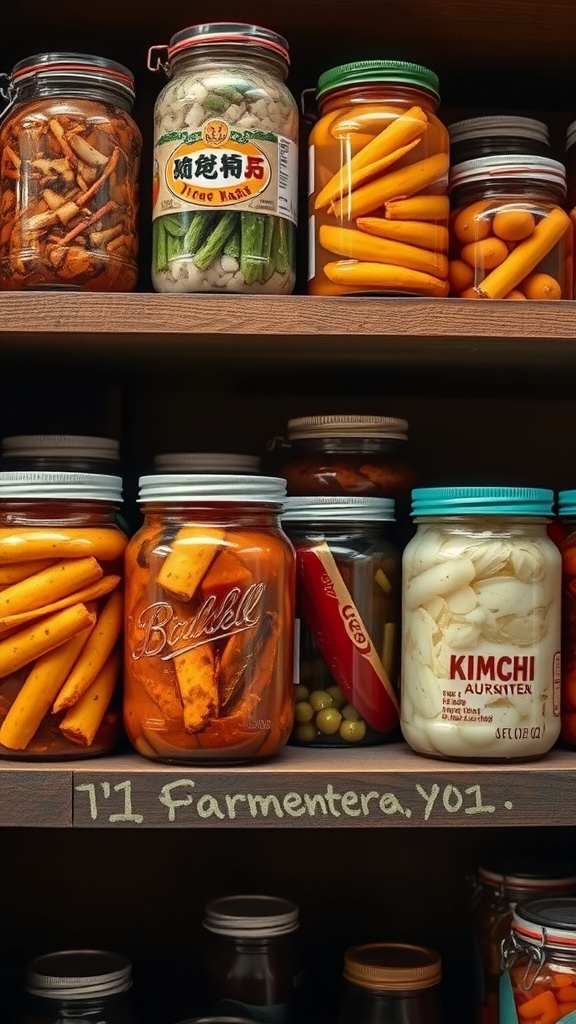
[557,490,576,746]
[501,897,576,1024]
[473,858,576,1024]
[1,434,121,473]
[449,116,550,166]
[307,60,449,297]
[565,121,576,295]
[0,471,126,760]
[282,496,400,746]
[0,52,141,291]
[18,949,135,1024]
[153,453,262,474]
[148,22,298,294]
[337,942,446,1024]
[448,155,573,299]
[202,894,301,1024]
[401,487,561,762]
[124,474,295,764]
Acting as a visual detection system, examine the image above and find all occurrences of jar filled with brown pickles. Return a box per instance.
[0,52,141,291]
[282,496,400,747]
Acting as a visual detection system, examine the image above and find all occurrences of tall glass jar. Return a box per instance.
[557,490,576,746]
[473,858,576,1024]
[337,943,446,1024]
[202,894,301,1024]
[0,52,141,291]
[501,897,576,1024]
[401,487,561,762]
[124,474,295,764]
[18,949,135,1024]
[307,60,449,297]
[448,156,573,299]
[148,22,298,294]
[282,496,400,747]
[0,471,126,760]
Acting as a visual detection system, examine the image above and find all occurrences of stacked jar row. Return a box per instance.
[2,26,576,296]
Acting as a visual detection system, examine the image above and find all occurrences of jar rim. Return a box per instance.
[287,414,408,441]
[449,115,550,146]
[9,52,135,107]
[153,453,262,474]
[316,60,439,101]
[411,486,554,517]
[203,894,299,937]
[25,949,132,999]
[165,22,290,67]
[512,897,576,950]
[0,471,123,501]
[138,473,286,503]
[282,496,395,521]
[450,154,566,196]
[343,942,442,991]
[2,435,120,460]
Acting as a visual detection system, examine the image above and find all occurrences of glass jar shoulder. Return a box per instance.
[1,94,137,133]
[404,518,559,579]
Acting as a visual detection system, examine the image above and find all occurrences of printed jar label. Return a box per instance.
[441,649,550,732]
[499,971,576,1023]
[153,119,297,224]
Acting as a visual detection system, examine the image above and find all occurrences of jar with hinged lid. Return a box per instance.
[307,59,449,297]
[501,897,576,1024]
[148,22,298,294]
[123,474,295,764]
[337,942,447,1024]
[0,52,141,291]
[0,471,127,760]
[449,155,573,299]
[17,949,135,1024]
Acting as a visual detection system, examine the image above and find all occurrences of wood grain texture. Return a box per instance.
[0,766,72,826]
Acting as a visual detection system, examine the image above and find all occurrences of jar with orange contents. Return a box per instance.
[307,60,449,297]
[500,897,576,1024]
[556,490,576,745]
[449,156,573,300]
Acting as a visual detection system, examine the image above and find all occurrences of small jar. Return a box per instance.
[202,894,301,1024]
[501,897,576,1024]
[0,471,126,760]
[123,474,295,764]
[148,22,298,294]
[153,453,262,474]
[307,60,449,297]
[282,496,400,746]
[449,155,573,299]
[0,52,141,291]
[557,489,576,746]
[337,943,446,1024]
[401,486,561,762]
[1,434,121,473]
[18,949,135,1024]
[448,116,550,166]
[473,858,576,1024]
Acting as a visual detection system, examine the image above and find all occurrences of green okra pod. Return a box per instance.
[193,212,237,271]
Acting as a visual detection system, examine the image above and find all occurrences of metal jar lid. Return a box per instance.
[203,895,299,937]
[287,415,408,441]
[449,154,567,196]
[449,115,550,146]
[0,471,123,501]
[282,495,395,521]
[7,52,135,109]
[138,474,285,503]
[411,486,554,517]
[153,453,262,474]
[25,950,132,999]
[512,897,576,950]
[2,435,120,461]
[479,858,576,900]
[316,60,439,102]
[148,23,290,76]
[343,943,442,991]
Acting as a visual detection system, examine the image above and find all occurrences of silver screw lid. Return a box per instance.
[25,949,132,999]
[203,895,299,937]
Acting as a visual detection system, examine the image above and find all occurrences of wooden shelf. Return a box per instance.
[2,743,574,829]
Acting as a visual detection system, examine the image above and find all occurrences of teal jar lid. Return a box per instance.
[316,60,440,102]
[558,490,576,515]
[412,486,554,517]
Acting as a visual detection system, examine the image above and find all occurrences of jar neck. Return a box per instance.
[170,45,288,81]
[285,437,406,455]
[415,516,549,529]
[0,499,120,526]
[141,501,282,528]
[318,84,438,117]
[12,77,133,112]
[452,178,565,206]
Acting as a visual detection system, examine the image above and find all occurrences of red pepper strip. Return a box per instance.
[296,540,399,733]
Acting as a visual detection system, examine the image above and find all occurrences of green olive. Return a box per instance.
[325,685,346,709]
[341,703,361,722]
[293,722,318,743]
[294,700,314,723]
[309,689,334,712]
[339,719,367,743]
[316,707,343,735]
[294,684,310,702]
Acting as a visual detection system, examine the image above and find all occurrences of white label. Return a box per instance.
[277,135,298,225]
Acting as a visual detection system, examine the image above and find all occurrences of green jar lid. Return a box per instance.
[316,60,440,101]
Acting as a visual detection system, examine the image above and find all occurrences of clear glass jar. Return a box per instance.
[473,858,576,1024]
[123,474,295,764]
[565,122,576,303]
[307,60,449,297]
[18,949,135,1024]
[148,22,298,294]
[557,490,576,746]
[448,116,550,166]
[401,487,562,762]
[448,155,573,299]
[202,895,301,1024]
[282,496,400,746]
[501,897,576,1024]
[337,943,446,1024]
[153,453,262,474]
[1,434,121,473]
[0,472,126,760]
[0,52,141,291]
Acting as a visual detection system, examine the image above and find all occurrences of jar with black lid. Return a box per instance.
[337,942,446,1024]
[18,949,135,1024]
[2,434,121,473]
[202,894,302,1023]
[282,496,400,747]
[449,115,550,166]
[0,52,141,291]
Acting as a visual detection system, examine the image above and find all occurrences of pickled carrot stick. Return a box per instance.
[314,139,421,210]
[517,990,560,1019]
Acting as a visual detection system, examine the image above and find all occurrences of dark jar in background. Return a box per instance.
[18,949,135,1024]
[282,496,400,747]
[1,434,121,473]
[448,115,550,166]
[202,894,302,1024]
[123,474,295,765]
[337,943,446,1024]
[0,471,126,760]
[0,52,141,291]
[153,453,262,475]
